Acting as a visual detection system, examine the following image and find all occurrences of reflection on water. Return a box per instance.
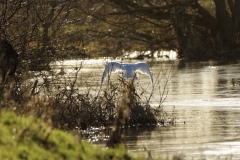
[125,60,240,159]
[37,59,240,159]
[124,107,240,159]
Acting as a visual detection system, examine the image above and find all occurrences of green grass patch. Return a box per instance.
[0,111,151,160]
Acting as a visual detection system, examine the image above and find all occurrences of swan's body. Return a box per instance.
[100,62,153,87]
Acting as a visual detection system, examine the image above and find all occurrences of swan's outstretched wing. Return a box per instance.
[134,62,153,86]
[101,62,122,86]
[95,62,122,99]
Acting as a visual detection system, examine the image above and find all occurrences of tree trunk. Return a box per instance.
[233,1,240,33]
[214,0,235,47]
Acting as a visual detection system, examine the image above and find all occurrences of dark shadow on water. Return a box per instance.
[124,126,156,144]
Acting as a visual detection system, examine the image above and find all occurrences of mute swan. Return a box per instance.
[100,62,153,87]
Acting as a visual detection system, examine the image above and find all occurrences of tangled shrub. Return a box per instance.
[0,63,170,131]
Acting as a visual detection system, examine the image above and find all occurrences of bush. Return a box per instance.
[0,62,172,132]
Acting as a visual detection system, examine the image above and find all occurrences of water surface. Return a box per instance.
[49,59,240,159]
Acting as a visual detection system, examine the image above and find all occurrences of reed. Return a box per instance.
[0,62,174,132]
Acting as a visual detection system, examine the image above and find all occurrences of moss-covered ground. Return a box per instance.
[0,111,156,160]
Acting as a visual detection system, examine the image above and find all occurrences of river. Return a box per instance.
[49,59,240,159]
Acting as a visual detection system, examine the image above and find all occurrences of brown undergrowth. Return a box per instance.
[0,64,174,135]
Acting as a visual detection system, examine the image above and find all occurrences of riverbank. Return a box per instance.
[0,111,158,160]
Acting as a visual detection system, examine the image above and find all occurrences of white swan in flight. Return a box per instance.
[100,62,153,87]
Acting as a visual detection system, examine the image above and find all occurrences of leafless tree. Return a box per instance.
[78,0,240,59]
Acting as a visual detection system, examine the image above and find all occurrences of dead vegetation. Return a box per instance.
[0,62,175,145]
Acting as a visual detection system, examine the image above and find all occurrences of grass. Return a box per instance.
[0,111,155,160]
